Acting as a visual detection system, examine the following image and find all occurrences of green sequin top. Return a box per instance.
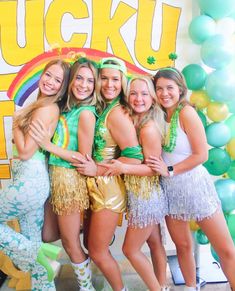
[93,97,121,162]
[49,105,97,168]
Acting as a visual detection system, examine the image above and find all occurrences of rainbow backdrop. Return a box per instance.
[7,47,147,106]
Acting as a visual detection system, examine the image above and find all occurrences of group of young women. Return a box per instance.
[1,54,235,291]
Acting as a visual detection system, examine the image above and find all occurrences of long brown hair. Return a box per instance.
[153,67,188,112]
[13,59,70,134]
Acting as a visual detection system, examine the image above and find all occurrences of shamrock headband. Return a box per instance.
[99,57,127,74]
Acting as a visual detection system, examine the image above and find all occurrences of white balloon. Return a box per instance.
[216,17,235,36]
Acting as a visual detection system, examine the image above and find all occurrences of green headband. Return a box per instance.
[99,57,127,74]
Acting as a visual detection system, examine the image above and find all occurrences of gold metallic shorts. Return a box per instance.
[49,165,89,215]
[87,175,127,213]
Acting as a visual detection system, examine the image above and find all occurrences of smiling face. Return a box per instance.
[155,77,181,112]
[39,64,64,97]
[128,79,153,116]
[71,66,95,101]
[100,68,122,101]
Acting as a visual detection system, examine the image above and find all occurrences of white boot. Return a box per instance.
[71,257,95,291]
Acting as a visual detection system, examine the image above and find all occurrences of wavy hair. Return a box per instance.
[13,59,70,134]
[126,75,165,140]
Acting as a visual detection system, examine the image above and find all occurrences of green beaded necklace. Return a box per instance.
[163,105,183,153]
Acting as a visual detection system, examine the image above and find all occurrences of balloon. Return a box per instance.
[205,122,231,147]
[197,110,207,128]
[189,220,200,232]
[225,114,235,138]
[198,0,235,20]
[182,64,207,91]
[226,98,235,114]
[214,179,235,213]
[204,148,231,176]
[195,229,209,245]
[206,69,235,103]
[190,90,210,109]
[201,35,233,69]
[226,137,235,159]
[227,160,235,181]
[206,102,229,122]
[227,212,235,238]
[188,15,216,44]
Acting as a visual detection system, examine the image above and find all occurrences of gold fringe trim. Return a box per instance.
[49,166,89,215]
[124,175,159,200]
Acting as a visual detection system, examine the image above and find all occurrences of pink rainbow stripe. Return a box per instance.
[7,47,147,106]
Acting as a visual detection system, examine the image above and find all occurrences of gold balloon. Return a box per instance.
[190,90,210,109]
[226,137,235,159]
[206,102,229,122]
[189,220,200,232]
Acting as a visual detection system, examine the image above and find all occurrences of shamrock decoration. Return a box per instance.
[147,56,156,65]
[168,52,178,60]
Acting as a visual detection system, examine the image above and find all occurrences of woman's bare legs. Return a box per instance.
[166,216,196,287]
[42,198,60,242]
[198,211,235,289]
[57,213,86,263]
[88,209,124,291]
[147,224,167,287]
[123,225,161,291]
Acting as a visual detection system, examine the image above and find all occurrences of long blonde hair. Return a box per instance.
[13,59,70,134]
[125,75,165,140]
[64,58,102,112]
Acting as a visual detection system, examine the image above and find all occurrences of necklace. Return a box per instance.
[163,105,182,153]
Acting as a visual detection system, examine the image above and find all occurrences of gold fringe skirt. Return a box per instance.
[49,165,89,215]
[87,175,127,213]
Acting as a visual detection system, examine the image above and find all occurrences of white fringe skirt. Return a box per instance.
[160,165,221,221]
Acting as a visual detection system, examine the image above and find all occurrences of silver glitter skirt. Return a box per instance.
[127,184,168,228]
[161,165,221,221]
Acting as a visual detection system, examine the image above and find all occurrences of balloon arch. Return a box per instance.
[183,0,235,260]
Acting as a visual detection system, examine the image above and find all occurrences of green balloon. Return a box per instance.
[189,15,216,44]
[227,161,235,181]
[205,122,231,147]
[198,0,235,20]
[214,179,235,213]
[182,64,207,90]
[227,212,235,238]
[204,148,231,176]
[195,229,209,245]
[225,114,235,138]
[197,110,207,127]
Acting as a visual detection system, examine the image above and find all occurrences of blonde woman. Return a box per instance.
[0,59,70,290]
